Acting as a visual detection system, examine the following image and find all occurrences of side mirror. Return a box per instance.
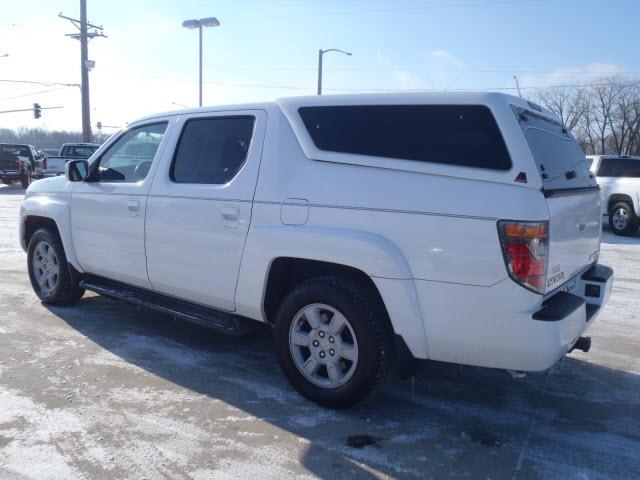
[66,159,89,182]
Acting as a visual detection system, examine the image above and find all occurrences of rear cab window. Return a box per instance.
[512,105,597,192]
[597,157,640,178]
[62,145,99,158]
[0,145,32,159]
[298,105,512,170]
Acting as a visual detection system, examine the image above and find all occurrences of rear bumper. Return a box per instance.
[535,264,613,323]
[0,170,21,178]
[411,263,613,371]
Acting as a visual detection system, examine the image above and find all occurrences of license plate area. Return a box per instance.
[564,279,578,295]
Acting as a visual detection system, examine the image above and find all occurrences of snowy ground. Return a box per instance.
[0,184,639,480]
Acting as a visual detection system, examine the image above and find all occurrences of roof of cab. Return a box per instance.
[129,91,555,126]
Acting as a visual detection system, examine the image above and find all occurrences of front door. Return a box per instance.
[145,111,266,311]
[70,121,171,288]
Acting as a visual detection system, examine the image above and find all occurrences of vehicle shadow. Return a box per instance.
[45,295,640,479]
[0,185,25,194]
[601,219,640,245]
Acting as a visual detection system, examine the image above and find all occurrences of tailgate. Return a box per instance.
[45,156,68,173]
[545,190,601,293]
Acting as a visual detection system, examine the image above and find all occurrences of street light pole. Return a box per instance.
[199,24,203,107]
[183,17,220,107]
[317,48,352,95]
[317,49,323,96]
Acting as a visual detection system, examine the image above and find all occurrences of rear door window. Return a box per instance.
[597,158,640,178]
[171,116,255,184]
[298,105,512,170]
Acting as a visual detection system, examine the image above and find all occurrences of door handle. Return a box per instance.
[127,198,140,217]
[222,205,239,228]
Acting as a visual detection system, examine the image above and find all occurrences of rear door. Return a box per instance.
[70,122,171,288]
[145,110,266,311]
[516,108,602,292]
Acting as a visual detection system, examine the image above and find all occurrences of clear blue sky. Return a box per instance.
[1,0,638,131]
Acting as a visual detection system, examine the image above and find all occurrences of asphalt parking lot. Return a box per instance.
[1,184,639,480]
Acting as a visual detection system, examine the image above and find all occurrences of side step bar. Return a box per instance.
[79,276,258,336]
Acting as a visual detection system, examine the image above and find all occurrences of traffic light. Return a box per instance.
[96,121,102,130]
[33,103,41,119]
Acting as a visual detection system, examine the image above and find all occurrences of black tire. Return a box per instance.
[609,201,639,236]
[27,228,85,305]
[274,276,395,409]
[20,168,32,189]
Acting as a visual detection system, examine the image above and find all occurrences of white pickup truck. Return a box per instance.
[20,93,613,408]
[44,143,100,176]
[588,155,640,235]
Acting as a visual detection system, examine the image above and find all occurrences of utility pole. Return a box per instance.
[60,1,105,142]
[79,0,90,142]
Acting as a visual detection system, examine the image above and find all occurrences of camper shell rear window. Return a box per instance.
[298,104,512,171]
[513,106,595,190]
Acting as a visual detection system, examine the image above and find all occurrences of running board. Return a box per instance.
[79,276,257,336]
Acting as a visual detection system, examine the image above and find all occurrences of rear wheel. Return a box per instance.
[609,201,639,235]
[27,228,85,305]
[274,276,395,409]
[20,168,32,189]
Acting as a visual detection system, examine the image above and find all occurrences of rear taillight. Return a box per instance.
[15,159,20,169]
[498,220,549,294]
[43,158,47,169]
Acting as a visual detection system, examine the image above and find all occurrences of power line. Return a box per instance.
[250,0,548,18]
[2,75,636,102]
[235,66,640,76]
[0,87,69,101]
[0,79,80,88]
[94,68,640,93]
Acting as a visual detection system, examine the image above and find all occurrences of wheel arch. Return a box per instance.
[234,226,428,358]
[608,193,636,214]
[21,196,83,271]
[23,215,61,248]
[262,257,385,324]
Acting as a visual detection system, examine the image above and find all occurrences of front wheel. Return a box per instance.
[274,276,394,409]
[27,228,85,305]
[609,201,639,235]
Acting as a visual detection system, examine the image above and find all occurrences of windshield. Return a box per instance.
[0,145,31,157]
[513,106,596,190]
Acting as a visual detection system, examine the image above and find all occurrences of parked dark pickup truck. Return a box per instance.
[0,144,46,188]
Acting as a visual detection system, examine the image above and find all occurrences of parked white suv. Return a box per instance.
[20,93,613,408]
[588,155,640,235]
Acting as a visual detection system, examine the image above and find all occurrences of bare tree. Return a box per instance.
[535,77,640,156]
[535,86,587,132]
[0,127,110,150]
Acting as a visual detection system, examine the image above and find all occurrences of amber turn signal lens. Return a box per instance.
[503,223,548,239]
